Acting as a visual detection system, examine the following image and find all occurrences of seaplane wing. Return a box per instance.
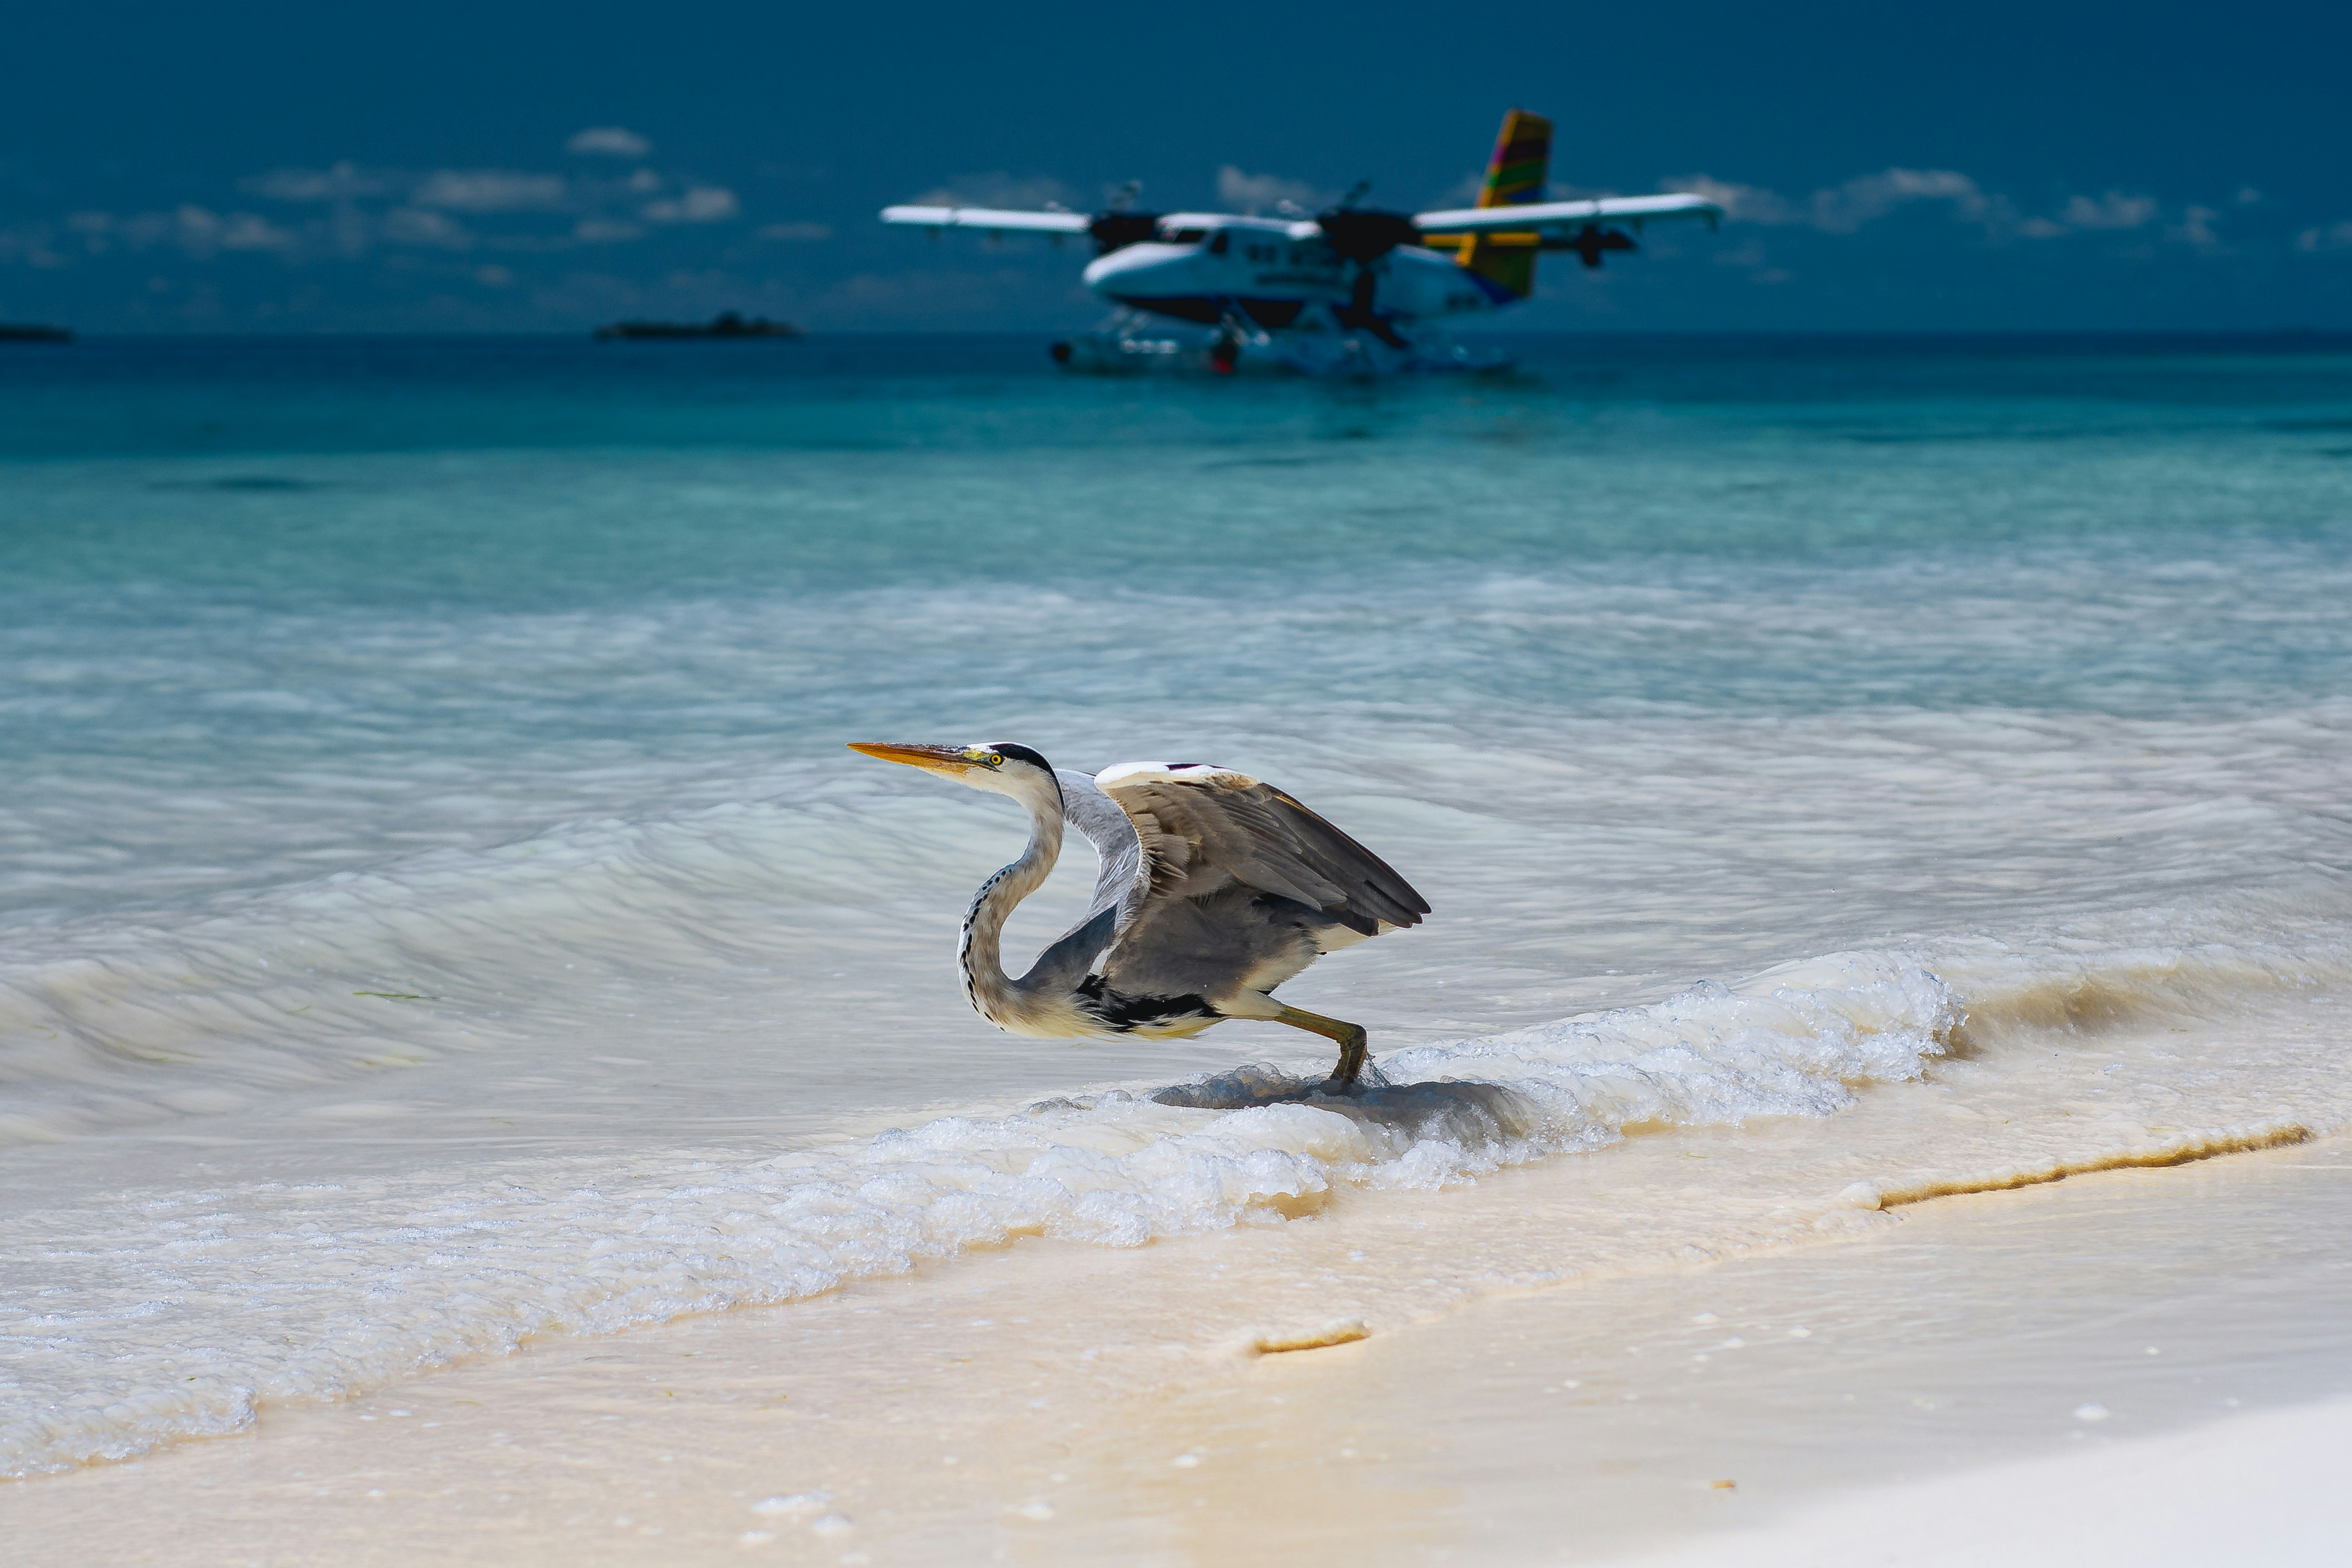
[881,205,1093,234]
[1412,193,1722,234]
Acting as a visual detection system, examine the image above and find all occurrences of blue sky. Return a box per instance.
[2,0,2346,333]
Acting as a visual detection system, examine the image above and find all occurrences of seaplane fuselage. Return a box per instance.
[1081,216,1512,328]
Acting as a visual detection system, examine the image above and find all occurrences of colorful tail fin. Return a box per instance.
[1479,108,1553,209]
[1460,107,1552,299]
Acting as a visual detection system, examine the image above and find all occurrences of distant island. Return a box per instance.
[593,312,800,341]
[0,323,73,343]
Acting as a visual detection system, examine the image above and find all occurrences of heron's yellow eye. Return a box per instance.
[962,748,1002,767]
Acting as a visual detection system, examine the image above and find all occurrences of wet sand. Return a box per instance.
[6,1110,2344,1567]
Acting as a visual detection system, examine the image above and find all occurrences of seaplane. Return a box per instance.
[882,109,1723,373]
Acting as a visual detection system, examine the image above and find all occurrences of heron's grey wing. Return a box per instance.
[1012,768,1145,993]
[1055,768,1144,924]
[1093,763,1430,936]
[1081,762,1427,1007]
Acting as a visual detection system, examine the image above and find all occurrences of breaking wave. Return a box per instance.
[3,948,1957,1477]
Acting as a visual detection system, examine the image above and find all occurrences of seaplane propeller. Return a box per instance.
[1084,211,1162,254]
[1312,203,1424,348]
[1307,199,1640,344]
[1559,224,1639,268]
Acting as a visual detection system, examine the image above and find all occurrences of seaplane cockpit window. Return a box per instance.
[1207,230,1229,255]
[1163,227,1209,244]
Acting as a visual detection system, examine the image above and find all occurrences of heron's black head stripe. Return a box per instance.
[988,742,1054,772]
[984,742,1063,808]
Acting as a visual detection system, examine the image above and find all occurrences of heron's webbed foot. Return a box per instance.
[1275,1005,1371,1095]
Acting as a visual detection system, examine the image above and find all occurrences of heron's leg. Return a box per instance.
[1272,1005,1371,1092]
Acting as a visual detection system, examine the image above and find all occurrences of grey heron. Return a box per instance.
[847,742,1430,1090]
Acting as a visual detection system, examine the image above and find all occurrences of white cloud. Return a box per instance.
[116,213,173,247]
[1215,166,1330,214]
[1669,169,2235,246]
[411,170,568,212]
[243,162,387,202]
[218,213,296,251]
[1430,170,1484,208]
[172,205,295,255]
[1810,169,1999,232]
[14,165,783,271]
[2023,188,2227,244]
[567,127,651,159]
[912,172,1071,210]
[329,204,373,255]
[0,222,65,267]
[2236,187,2262,205]
[381,208,473,249]
[641,186,739,224]
[2059,190,2158,230]
[474,264,514,287]
[2168,205,2223,249]
[2296,221,2352,253]
[60,211,120,255]
[1664,175,1797,225]
[1665,169,2001,231]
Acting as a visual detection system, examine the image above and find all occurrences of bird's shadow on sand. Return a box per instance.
[1143,1062,1545,1144]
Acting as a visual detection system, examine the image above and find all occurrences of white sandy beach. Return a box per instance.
[7,1108,2345,1565]
[1622,1396,2352,1568]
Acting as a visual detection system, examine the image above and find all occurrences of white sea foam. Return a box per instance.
[10,861,2352,1480]
[0,947,1960,1477]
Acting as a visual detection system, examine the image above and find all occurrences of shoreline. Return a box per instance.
[6,1109,2344,1564]
[14,933,2345,1484]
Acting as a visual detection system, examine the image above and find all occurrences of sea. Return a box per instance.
[4,331,2350,1479]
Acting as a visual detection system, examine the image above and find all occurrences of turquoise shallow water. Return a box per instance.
[7,334,2352,600]
[5,333,2350,920]
[3,332,2351,1475]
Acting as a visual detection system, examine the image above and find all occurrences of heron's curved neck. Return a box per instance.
[958,784,1065,1023]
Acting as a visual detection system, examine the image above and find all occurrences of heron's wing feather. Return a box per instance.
[1054,768,1143,924]
[1012,770,1145,994]
[1093,763,1430,939]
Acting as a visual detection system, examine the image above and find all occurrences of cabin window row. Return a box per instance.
[1159,227,1331,266]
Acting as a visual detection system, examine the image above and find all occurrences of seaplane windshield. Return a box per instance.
[1161,227,1210,243]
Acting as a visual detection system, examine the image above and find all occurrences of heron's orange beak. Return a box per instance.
[847,741,981,775]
